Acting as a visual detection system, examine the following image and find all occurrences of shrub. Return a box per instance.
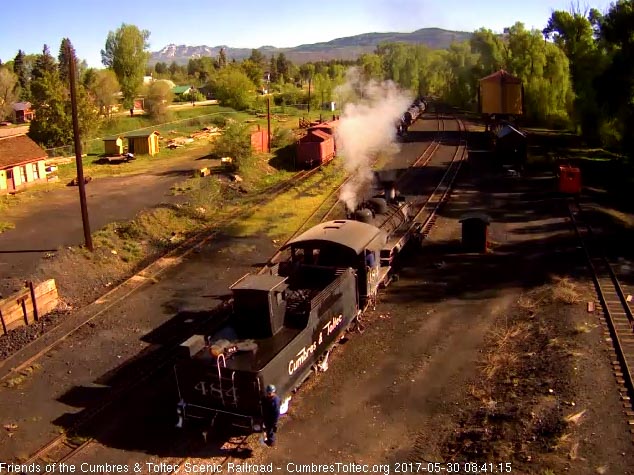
[212,121,252,170]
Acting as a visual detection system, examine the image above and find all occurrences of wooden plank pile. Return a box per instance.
[0,280,59,335]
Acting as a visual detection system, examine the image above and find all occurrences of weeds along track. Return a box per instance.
[567,198,634,432]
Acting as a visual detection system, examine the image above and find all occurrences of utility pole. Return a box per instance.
[308,76,313,116]
[68,44,93,251]
[266,95,271,153]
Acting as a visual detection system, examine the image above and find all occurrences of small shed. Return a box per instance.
[125,131,160,156]
[103,135,124,156]
[459,213,491,253]
[250,126,270,153]
[12,102,35,123]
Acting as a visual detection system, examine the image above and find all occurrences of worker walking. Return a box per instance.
[262,384,281,447]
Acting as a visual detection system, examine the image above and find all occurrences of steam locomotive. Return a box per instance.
[174,181,419,432]
[397,98,427,137]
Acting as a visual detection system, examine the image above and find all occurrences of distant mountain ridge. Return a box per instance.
[149,28,472,65]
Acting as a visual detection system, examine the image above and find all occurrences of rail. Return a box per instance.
[567,198,634,401]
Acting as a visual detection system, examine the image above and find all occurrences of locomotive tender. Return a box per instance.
[174,184,419,432]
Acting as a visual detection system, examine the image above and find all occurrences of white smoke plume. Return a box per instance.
[334,68,413,212]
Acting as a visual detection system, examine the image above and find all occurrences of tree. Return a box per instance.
[88,69,120,118]
[58,38,77,83]
[32,45,56,81]
[249,49,266,68]
[218,47,227,68]
[543,8,605,141]
[101,23,150,109]
[241,59,263,85]
[155,61,168,75]
[212,121,251,170]
[144,80,173,120]
[358,54,383,80]
[212,67,255,110]
[0,67,19,120]
[276,53,290,82]
[28,71,72,147]
[596,0,634,156]
[13,50,28,98]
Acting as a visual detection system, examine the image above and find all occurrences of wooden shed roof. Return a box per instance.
[0,134,47,169]
[125,130,160,139]
[479,70,522,84]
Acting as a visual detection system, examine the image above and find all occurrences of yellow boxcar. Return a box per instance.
[479,70,523,116]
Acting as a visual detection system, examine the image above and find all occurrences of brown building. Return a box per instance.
[125,131,160,156]
[0,135,48,194]
[12,102,35,123]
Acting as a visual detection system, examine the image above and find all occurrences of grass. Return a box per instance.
[0,221,15,233]
[227,161,347,240]
[2,364,42,389]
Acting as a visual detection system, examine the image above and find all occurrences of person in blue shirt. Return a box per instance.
[262,385,281,446]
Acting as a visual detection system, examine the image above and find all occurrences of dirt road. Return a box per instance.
[0,151,217,294]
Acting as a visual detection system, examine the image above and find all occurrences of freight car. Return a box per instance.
[174,185,419,432]
[397,98,427,137]
[296,119,338,169]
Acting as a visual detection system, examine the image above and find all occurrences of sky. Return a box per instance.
[0,0,615,67]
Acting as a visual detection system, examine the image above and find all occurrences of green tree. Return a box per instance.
[32,45,56,81]
[28,71,72,147]
[358,53,383,80]
[596,0,634,156]
[218,47,227,69]
[543,8,605,141]
[155,61,168,75]
[249,49,266,68]
[58,38,77,83]
[212,121,251,170]
[88,69,120,118]
[212,67,255,110]
[241,59,263,85]
[144,80,173,120]
[0,67,19,120]
[101,23,150,109]
[13,50,28,99]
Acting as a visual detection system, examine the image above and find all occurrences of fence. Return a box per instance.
[0,280,59,335]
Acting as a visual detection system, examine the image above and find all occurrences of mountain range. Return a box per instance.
[150,28,472,65]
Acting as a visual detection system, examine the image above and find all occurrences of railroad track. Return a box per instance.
[567,198,634,420]
[413,117,467,241]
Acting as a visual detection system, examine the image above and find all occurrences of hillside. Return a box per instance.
[150,27,472,65]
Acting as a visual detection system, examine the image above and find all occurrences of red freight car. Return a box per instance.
[296,128,336,168]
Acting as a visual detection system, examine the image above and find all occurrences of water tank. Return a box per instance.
[354,208,373,224]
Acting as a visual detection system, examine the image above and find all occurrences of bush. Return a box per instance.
[209,115,229,128]
[212,121,252,170]
[271,127,295,149]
